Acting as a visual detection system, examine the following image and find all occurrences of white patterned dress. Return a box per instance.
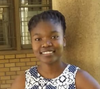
[25,64,79,89]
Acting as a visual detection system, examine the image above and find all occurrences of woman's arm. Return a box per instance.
[76,70,100,89]
[10,73,25,89]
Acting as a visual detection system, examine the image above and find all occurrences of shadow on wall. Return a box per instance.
[63,0,92,65]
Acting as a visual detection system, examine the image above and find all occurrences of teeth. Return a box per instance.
[42,51,53,54]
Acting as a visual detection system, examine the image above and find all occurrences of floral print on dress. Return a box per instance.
[25,64,79,89]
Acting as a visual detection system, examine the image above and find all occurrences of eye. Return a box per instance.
[51,35,59,39]
[34,38,42,41]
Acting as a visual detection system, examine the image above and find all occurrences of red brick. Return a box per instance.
[0,60,9,63]
[1,76,10,80]
[9,59,19,63]
[5,55,15,59]
[0,72,5,76]
[6,72,16,76]
[10,67,20,71]
[16,63,25,66]
[0,64,4,67]
[16,54,26,58]
[26,62,36,66]
[1,84,10,88]
[20,58,30,62]
[26,53,36,57]
[31,58,38,61]
[0,68,9,72]
[5,63,15,67]
[6,80,14,84]
[21,66,30,71]
[0,55,4,59]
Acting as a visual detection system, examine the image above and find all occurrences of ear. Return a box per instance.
[63,35,66,47]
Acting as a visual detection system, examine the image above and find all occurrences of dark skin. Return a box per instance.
[11,21,100,89]
[31,21,67,78]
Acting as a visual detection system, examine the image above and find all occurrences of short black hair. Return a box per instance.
[28,10,66,34]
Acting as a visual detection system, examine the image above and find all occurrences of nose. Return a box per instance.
[41,40,52,48]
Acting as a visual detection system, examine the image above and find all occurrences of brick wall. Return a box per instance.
[0,53,39,89]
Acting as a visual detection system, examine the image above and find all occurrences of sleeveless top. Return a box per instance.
[25,64,80,89]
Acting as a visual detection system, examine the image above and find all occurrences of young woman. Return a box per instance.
[11,10,100,89]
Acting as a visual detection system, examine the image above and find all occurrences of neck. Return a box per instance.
[37,61,67,79]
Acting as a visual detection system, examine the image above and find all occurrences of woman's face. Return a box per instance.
[30,21,66,64]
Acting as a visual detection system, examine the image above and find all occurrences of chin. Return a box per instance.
[40,57,59,65]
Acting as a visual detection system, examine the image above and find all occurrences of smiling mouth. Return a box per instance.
[40,50,55,55]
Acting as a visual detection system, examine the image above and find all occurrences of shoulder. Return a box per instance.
[76,69,100,89]
[10,72,25,89]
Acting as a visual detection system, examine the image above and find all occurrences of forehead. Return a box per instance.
[31,21,63,36]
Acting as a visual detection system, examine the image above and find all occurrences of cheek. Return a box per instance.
[31,42,40,52]
[55,38,64,46]
[54,40,64,51]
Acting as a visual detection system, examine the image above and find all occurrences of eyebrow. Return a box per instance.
[32,31,59,37]
[51,31,59,34]
[32,33,40,37]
